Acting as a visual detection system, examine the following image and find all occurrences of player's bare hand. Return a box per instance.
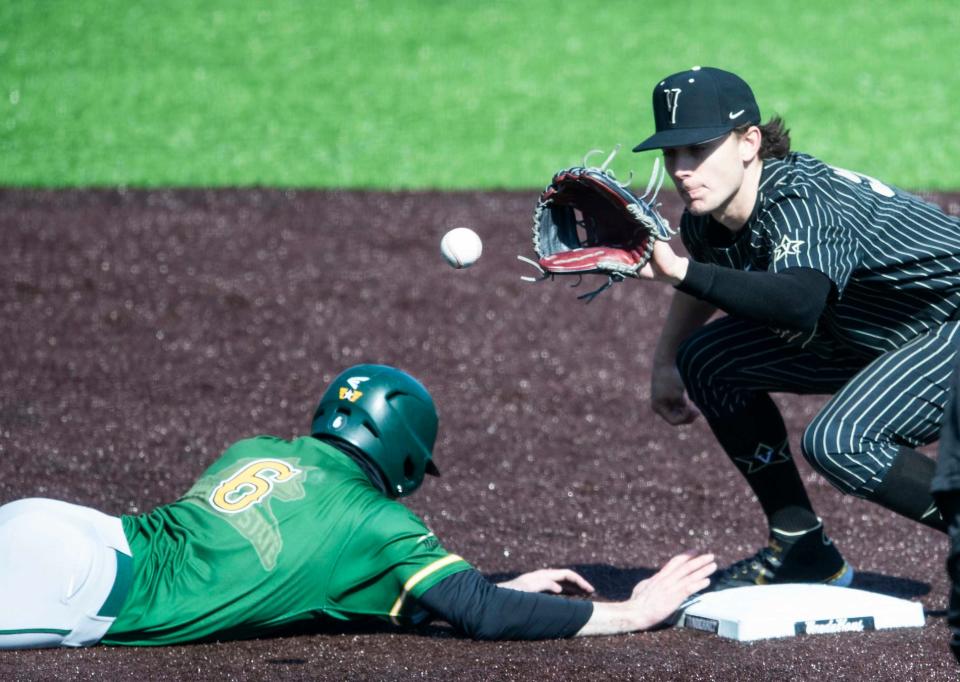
[627,551,716,630]
[638,240,689,285]
[575,551,715,636]
[650,364,700,425]
[498,568,596,595]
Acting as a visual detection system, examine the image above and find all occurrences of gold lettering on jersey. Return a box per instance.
[209,459,302,514]
[338,387,363,403]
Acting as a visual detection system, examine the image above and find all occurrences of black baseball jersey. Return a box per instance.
[681,152,960,355]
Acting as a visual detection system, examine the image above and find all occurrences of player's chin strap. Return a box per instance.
[516,256,625,304]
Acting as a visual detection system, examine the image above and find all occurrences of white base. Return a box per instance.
[676,584,925,642]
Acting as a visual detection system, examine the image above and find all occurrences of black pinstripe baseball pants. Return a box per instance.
[677,316,960,498]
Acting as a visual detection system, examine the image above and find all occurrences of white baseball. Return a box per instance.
[440,227,482,269]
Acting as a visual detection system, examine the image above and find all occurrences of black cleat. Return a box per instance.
[711,519,854,591]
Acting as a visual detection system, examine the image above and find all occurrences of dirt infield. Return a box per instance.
[2,187,960,680]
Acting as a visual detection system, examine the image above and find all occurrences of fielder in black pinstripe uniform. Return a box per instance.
[631,67,960,595]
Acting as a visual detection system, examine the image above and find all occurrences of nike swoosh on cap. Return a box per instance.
[729,110,745,119]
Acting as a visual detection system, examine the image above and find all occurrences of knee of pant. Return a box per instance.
[799,427,827,470]
[800,423,870,496]
[799,412,847,470]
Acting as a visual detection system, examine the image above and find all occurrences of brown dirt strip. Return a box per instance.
[1,188,960,680]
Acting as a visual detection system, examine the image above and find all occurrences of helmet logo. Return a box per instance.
[339,387,363,402]
[330,414,345,429]
[339,376,369,403]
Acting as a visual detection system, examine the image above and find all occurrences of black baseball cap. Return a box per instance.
[632,66,761,152]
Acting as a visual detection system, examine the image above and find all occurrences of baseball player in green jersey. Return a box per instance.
[0,364,715,648]
[631,66,960,591]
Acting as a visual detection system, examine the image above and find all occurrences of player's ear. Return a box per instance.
[738,125,762,163]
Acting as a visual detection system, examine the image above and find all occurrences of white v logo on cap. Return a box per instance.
[664,88,682,125]
[729,109,745,120]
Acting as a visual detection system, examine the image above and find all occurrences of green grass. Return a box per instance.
[1,1,958,189]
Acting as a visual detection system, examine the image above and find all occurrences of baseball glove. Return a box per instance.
[519,146,674,302]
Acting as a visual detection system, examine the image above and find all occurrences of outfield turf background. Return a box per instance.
[1,1,958,189]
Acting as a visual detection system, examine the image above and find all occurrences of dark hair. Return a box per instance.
[735,115,791,160]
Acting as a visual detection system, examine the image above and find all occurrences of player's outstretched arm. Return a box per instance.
[418,553,712,640]
[575,551,716,636]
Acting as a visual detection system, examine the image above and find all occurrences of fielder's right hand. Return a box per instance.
[650,364,700,425]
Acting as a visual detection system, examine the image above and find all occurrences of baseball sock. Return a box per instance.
[704,393,816,530]
[868,446,947,533]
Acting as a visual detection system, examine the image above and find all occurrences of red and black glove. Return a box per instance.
[520,147,673,301]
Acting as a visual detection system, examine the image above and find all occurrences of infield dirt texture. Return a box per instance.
[2,188,960,680]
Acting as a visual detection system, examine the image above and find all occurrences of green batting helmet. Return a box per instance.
[310,364,440,497]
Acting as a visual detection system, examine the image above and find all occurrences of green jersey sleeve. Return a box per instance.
[326,502,472,625]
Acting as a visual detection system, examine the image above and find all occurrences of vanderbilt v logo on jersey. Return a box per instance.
[663,88,682,125]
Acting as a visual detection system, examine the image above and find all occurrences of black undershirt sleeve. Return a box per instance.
[417,569,593,640]
[676,262,832,332]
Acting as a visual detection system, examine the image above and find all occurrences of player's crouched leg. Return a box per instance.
[801,416,946,532]
[0,498,133,649]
